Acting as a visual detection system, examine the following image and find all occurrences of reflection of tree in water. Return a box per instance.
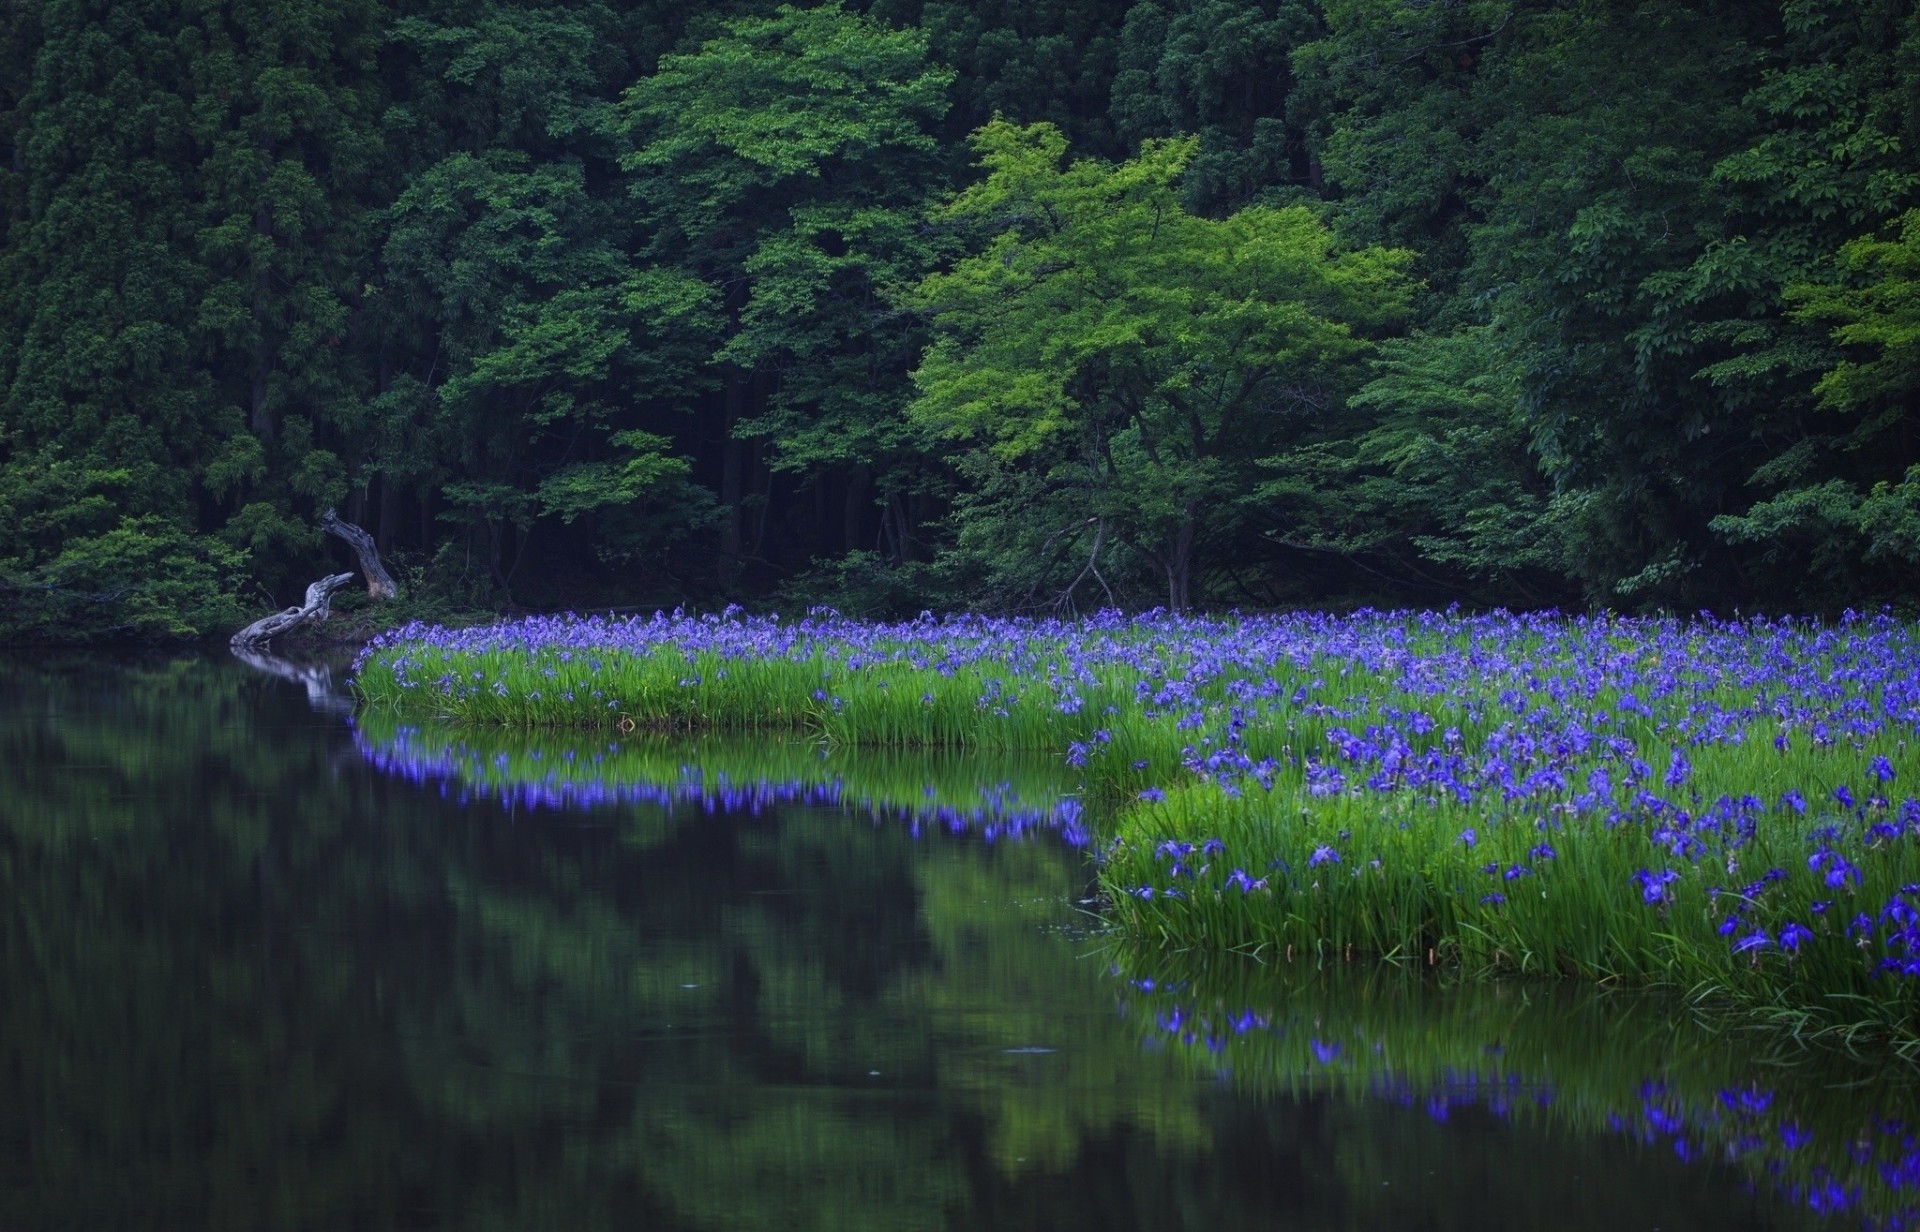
[399,776,1211,1230]
[0,657,1225,1231]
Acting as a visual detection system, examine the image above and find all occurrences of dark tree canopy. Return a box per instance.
[1,0,1916,637]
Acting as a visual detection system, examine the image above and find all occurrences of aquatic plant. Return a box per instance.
[354,606,1920,1033]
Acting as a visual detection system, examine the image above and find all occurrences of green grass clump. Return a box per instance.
[1100,778,1920,1037]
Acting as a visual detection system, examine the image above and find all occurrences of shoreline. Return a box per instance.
[350,606,1920,1042]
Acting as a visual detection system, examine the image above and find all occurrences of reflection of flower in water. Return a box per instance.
[1113,971,1920,1232]
[354,722,1091,847]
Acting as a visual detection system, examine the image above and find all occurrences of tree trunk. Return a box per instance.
[720,372,746,586]
[378,472,401,553]
[843,465,870,554]
[230,573,355,650]
[1167,507,1196,612]
[321,508,399,601]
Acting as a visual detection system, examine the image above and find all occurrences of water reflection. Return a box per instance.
[230,645,358,715]
[352,710,1093,845]
[0,654,1872,1230]
[1112,953,1920,1231]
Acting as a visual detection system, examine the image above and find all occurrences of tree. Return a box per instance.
[1256,326,1570,606]
[1687,0,1920,603]
[1109,0,1324,217]
[614,1,956,586]
[1711,208,1920,581]
[908,120,1412,610]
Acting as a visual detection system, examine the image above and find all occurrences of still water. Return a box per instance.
[2,653,1910,1230]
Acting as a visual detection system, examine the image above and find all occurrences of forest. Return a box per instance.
[1,0,1916,640]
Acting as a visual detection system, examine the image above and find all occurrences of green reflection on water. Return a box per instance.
[351,708,1088,842]
[1111,951,1920,1230]
[0,654,1866,1231]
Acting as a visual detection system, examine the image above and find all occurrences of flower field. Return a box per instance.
[352,607,1920,1036]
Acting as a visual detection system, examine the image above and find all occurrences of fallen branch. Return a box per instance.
[322,508,399,601]
[230,572,356,650]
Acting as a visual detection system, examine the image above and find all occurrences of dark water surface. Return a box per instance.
[2,653,1909,1231]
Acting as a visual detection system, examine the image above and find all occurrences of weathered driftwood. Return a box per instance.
[230,647,356,715]
[230,572,356,650]
[321,507,399,601]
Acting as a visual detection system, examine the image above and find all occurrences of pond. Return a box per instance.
[2,652,1911,1231]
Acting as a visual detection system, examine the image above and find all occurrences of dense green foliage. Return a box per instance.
[3,0,1918,637]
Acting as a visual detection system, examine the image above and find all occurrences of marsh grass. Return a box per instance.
[353,608,1920,1034]
[1102,777,1916,1028]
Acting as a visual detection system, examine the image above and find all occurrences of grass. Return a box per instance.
[352,607,1920,1037]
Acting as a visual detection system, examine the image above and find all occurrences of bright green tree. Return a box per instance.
[908,119,1412,610]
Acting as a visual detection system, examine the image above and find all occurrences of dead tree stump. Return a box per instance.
[322,508,399,601]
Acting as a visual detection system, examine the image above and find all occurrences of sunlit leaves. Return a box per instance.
[1788,209,1920,414]
[908,118,1411,606]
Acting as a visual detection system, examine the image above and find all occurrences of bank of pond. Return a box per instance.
[351,607,1920,1045]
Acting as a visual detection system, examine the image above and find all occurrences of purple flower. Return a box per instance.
[1869,755,1896,784]
[1459,828,1478,849]
[1633,867,1680,905]
[1717,1087,1773,1117]
[1307,844,1341,868]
